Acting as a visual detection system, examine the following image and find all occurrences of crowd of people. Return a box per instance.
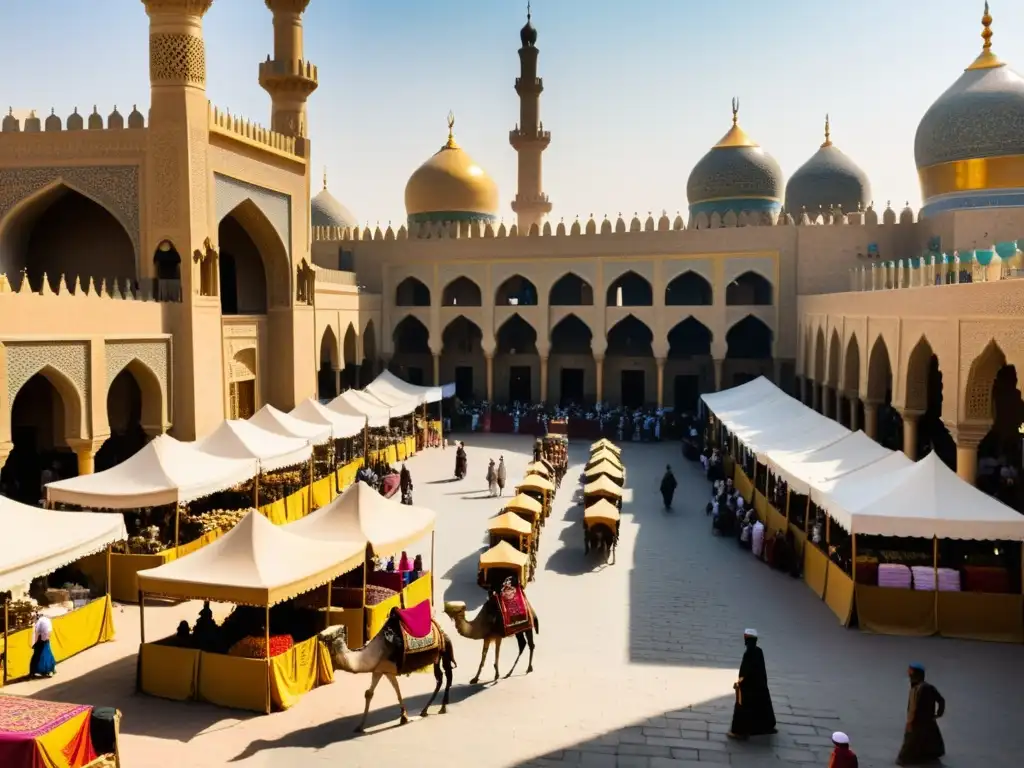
[446,400,675,441]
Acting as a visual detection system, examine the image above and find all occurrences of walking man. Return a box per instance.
[896,663,945,765]
[727,629,776,739]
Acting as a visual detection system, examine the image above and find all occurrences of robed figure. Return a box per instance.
[454,443,467,479]
[399,463,413,505]
[660,466,678,509]
[728,630,776,739]
[896,664,945,765]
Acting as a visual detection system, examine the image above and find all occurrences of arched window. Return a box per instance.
[219,213,268,315]
[668,318,713,357]
[495,275,538,306]
[395,277,431,307]
[392,315,431,355]
[442,316,483,355]
[549,273,594,306]
[725,316,773,359]
[606,315,654,356]
[441,277,482,307]
[726,271,773,306]
[550,314,593,355]
[605,271,653,306]
[496,314,538,355]
[665,271,712,306]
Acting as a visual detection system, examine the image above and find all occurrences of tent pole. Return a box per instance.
[933,536,939,627]
[174,505,181,557]
[851,532,857,584]
[362,544,371,646]
[325,581,332,630]
[139,591,146,644]
[105,543,112,597]
[439,398,444,449]
[265,605,272,714]
[421,402,427,452]
[363,422,368,466]
[253,470,261,509]
[430,530,436,609]
[307,456,314,514]
[3,597,9,685]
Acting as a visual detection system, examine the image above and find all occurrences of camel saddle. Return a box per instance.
[493,581,533,637]
[387,600,442,674]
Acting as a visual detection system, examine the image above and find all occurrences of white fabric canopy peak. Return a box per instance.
[768,430,892,495]
[365,369,454,405]
[249,404,333,445]
[197,420,313,473]
[137,510,365,606]
[0,496,127,592]
[328,389,393,427]
[290,398,365,438]
[46,434,258,509]
[828,452,1024,541]
[287,480,435,558]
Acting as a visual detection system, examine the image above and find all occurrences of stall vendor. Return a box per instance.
[29,610,56,678]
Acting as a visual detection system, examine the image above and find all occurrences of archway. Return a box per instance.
[228,349,258,419]
[606,314,654,407]
[219,212,268,315]
[843,334,861,428]
[96,367,151,472]
[153,241,182,301]
[441,316,484,400]
[665,271,712,306]
[495,275,538,306]
[0,182,136,294]
[813,327,827,410]
[726,271,773,305]
[550,314,594,404]
[442,277,482,307]
[343,323,359,389]
[667,317,713,412]
[724,315,773,389]
[549,273,594,306]
[866,336,901,450]
[979,362,1024,508]
[392,315,431,387]
[496,314,539,403]
[827,329,842,420]
[395,277,431,307]
[2,370,83,504]
[361,318,378,383]
[605,271,653,307]
[904,337,955,469]
[318,325,339,399]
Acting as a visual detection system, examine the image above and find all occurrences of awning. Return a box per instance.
[287,480,435,558]
[137,510,364,606]
[811,451,914,512]
[198,420,312,472]
[365,370,454,404]
[583,499,621,526]
[584,460,624,480]
[249,404,332,445]
[328,390,393,428]
[767,430,892,496]
[479,540,529,569]
[0,496,127,592]
[700,376,781,415]
[519,474,555,492]
[583,475,623,498]
[590,438,621,455]
[46,434,257,509]
[487,511,533,536]
[290,398,365,438]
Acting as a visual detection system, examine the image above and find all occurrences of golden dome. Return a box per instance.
[404,113,499,224]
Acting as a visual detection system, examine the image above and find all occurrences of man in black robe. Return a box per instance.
[728,629,776,739]
[660,465,678,510]
[897,663,945,765]
[399,463,413,505]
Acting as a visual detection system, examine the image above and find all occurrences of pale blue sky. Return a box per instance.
[2,0,1021,226]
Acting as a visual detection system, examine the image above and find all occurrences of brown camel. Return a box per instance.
[319,613,456,732]
[443,596,538,684]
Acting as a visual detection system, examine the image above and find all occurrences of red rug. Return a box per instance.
[395,599,432,639]
[495,583,533,637]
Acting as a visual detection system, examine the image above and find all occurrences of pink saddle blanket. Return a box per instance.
[395,599,432,639]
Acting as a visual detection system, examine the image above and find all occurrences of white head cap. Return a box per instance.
[743,628,758,637]
[832,732,850,745]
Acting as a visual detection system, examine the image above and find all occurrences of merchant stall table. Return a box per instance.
[0,696,97,768]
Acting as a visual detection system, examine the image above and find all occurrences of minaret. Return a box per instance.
[509,3,552,232]
[259,0,318,139]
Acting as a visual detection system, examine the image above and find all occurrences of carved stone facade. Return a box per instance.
[214,173,291,259]
[6,341,91,434]
[105,339,172,417]
[149,33,207,87]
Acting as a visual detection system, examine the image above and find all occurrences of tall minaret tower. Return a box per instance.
[509,3,552,232]
[259,0,318,139]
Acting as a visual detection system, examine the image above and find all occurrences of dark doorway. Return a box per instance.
[219,252,238,315]
[407,367,424,386]
[509,366,532,403]
[674,374,700,413]
[734,372,757,386]
[561,368,584,404]
[621,370,645,408]
[455,366,474,400]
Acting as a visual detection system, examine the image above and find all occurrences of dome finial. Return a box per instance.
[527,0,531,21]
[967,2,1004,70]
[731,97,739,127]
[821,113,832,148]
[713,97,757,149]
[445,110,459,149]
[322,166,328,190]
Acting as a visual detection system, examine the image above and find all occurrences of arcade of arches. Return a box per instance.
[798,326,1024,509]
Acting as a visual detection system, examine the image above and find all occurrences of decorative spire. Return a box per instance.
[527,0,531,21]
[713,97,757,149]
[322,167,328,190]
[967,2,1004,70]
[445,111,459,149]
[821,113,832,148]
[731,97,739,126]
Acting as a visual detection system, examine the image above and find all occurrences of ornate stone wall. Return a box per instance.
[149,33,207,87]
[105,339,172,421]
[214,174,291,260]
[6,341,90,432]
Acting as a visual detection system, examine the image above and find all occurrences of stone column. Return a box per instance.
[595,355,604,404]
[485,353,494,402]
[848,396,860,431]
[949,423,987,486]
[656,357,666,409]
[69,438,104,476]
[901,410,922,461]
[811,382,821,412]
[432,353,440,386]
[863,400,879,441]
[539,355,549,404]
[333,367,343,395]
[713,359,724,391]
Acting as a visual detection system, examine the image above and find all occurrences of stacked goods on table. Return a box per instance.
[117,525,169,555]
[228,634,295,659]
[877,563,912,589]
[257,468,305,502]
[180,508,248,540]
[962,565,1011,593]
[365,584,399,606]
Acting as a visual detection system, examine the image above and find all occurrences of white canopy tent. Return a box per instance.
[290,398,366,438]
[810,450,914,513]
[364,369,454,405]
[701,376,781,415]
[825,452,1024,541]
[0,496,127,592]
[728,397,825,450]
[46,435,258,509]
[328,389,394,427]
[249,404,333,445]
[746,415,849,462]
[768,431,893,496]
[358,386,419,417]
[197,420,313,472]
[288,480,435,558]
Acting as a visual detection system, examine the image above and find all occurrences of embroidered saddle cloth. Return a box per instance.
[495,583,533,637]
[395,599,432,639]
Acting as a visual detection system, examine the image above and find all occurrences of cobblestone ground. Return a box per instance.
[12,436,1024,767]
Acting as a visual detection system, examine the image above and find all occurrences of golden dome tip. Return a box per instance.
[821,114,832,148]
[966,2,1004,70]
[713,97,758,149]
[445,111,459,149]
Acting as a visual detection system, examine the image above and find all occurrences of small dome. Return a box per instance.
[24,111,41,132]
[128,105,144,129]
[520,8,537,47]
[312,171,357,229]
[404,114,499,226]
[915,5,1024,213]
[44,109,61,132]
[687,100,783,217]
[2,108,18,133]
[785,116,871,214]
[67,107,83,131]
[108,106,124,129]
[87,105,103,130]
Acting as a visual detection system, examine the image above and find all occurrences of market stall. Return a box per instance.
[487,511,535,580]
[503,493,544,536]
[287,481,436,647]
[583,475,623,508]
[46,435,258,604]
[478,540,530,589]
[365,370,453,449]
[590,438,621,456]
[584,460,624,486]
[586,448,623,470]
[0,697,98,768]
[0,497,126,683]
[517,473,555,520]
[136,510,364,713]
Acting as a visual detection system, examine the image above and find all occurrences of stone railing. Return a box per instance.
[0,273,181,301]
[848,248,1024,291]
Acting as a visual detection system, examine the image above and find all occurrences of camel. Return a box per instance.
[584,522,617,564]
[319,609,456,732]
[443,595,538,684]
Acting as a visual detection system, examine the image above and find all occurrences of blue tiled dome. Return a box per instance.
[786,118,871,215]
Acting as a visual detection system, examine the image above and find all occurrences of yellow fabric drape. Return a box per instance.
[855,584,937,636]
[936,591,1024,643]
[733,467,754,502]
[367,594,401,640]
[269,635,335,711]
[401,573,432,609]
[803,545,829,599]
[32,708,93,768]
[311,476,335,510]
[259,497,288,525]
[197,652,269,712]
[765,503,787,535]
[139,642,201,701]
[824,562,855,626]
[753,491,767,517]
[1,596,115,682]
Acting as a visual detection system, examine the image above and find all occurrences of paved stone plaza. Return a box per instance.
[11,436,1024,766]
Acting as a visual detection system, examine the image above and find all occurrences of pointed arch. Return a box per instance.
[441,315,483,355]
[550,313,593,355]
[726,316,773,359]
[904,336,936,413]
[363,318,377,362]
[605,271,653,307]
[495,274,538,306]
[343,323,358,366]
[109,357,165,432]
[496,313,538,355]
[441,276,482,307]
[219,198,290,312]
[319,325,339,369]
[866,335,893,403]
[827,328,842,387]
[667,317,713,357]
[964,340,1008,421]
[814,327,827,382]
[395,277,431,307]
[549,272,594,306]
[726,270,773,306]
[665,271,712,306]
[393,315,431,355]
[11,365,86,443]
[843,333,861,394]
[606,314,654,356]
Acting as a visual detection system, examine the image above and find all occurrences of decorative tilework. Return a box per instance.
[785,144,871,215]
[213,173,291,260]
[104,340,171,418]
[6,341,90,431]
[687,145,783,205]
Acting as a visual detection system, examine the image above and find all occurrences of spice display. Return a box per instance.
[364,584,398,606]
[228,634,295,659]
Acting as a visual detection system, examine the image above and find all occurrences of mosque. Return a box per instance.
[0,0,1021,497]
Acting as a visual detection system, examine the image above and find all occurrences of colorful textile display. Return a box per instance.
[962,565,1011,594]
[0,696,96,768]
[911,566,936,591]
[495,582,533,637]
[228,634,295,659]
[877,563,912,589]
